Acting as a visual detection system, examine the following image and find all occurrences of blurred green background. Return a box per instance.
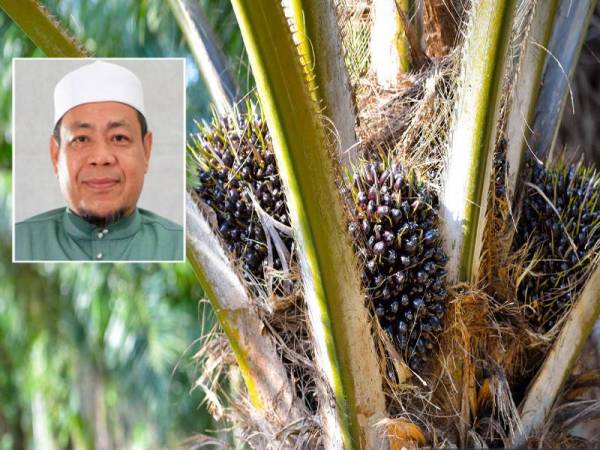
[0,1,247,448]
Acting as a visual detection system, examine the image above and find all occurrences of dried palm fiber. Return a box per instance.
[423,0,465,58]
[191,316,321,449]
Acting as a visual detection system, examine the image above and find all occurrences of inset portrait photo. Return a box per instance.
[13,58,185,262]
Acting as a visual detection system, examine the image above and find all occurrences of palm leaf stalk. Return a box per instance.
[167,0,309,429]
[514,263,600,447]
[230,0,387,448]
[186,194,305,427]
[166,0,238,115]
[440,0,517,284]
[0,0,87,57]
[528,0,597,163]
[370,0,411,88]
[284,0,358,166]
[436,2,516,444]
[504,0,560,203]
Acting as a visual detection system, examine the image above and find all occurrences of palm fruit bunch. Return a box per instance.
[515,160,600,331]
[191,110,292,285]
[348,161,449,370]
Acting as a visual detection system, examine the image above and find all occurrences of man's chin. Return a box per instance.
[77,207,128,227]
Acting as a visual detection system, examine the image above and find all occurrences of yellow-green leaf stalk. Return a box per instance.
[370,0,411,88]
[0,0,87,57]
[283,0,358,166]
[504,0,560,203]
[514,263,600,446]
[529,0,596,163]
[166,0,238,116]
[440,0,517,283]
[230,1,387,448]
[186,194,305,428]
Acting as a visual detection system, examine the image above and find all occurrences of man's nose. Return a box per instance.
[88,140,117,166]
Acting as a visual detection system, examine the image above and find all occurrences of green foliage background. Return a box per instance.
[0,1,247,448]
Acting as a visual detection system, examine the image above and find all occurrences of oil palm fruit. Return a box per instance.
[192,109,293,285]
[348,161,449,370]
[515,160,600,331]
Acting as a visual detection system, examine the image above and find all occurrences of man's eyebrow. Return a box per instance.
[69,121,95,130]
[106,120,132,130]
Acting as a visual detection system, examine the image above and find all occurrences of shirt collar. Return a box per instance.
[62,208,142,240]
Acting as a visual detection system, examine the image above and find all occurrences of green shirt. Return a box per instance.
[15,208,183,261]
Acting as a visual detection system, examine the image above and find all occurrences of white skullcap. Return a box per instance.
[53,61,145,126]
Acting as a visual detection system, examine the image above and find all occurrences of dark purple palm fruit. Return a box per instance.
[515,160,600,331]
[191,108,293,286]
[348,161,449,370]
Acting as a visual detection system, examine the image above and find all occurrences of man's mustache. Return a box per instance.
[79,173,122,183]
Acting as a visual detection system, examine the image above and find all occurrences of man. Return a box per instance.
[15,61,183,261]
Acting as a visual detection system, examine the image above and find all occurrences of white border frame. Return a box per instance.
[12,57,187,264]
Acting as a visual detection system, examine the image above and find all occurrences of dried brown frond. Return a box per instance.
[385,417,427,449]
[354,55,458,193]
[193,304,322,449]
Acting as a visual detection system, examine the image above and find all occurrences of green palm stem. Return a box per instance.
[370,0,411,88]
[285,0,358,166]
[166,0,238,116]
[528,0,597,163]
[440,0,517,284]
[514,264,600,446]
[230,0,387,448]
[168,0,308,429]
[504,0,560,203]
[186,194,305,428]
[438,1,516,445]
[0,0,87,57]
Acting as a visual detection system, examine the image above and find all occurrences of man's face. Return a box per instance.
[50,101,152,220]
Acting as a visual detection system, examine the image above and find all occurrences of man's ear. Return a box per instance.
[49,135,59,175]
[143,131,153,173]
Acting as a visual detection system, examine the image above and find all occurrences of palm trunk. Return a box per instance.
[30,339,57,450]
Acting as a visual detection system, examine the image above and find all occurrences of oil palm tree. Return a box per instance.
[3,0,600,449]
